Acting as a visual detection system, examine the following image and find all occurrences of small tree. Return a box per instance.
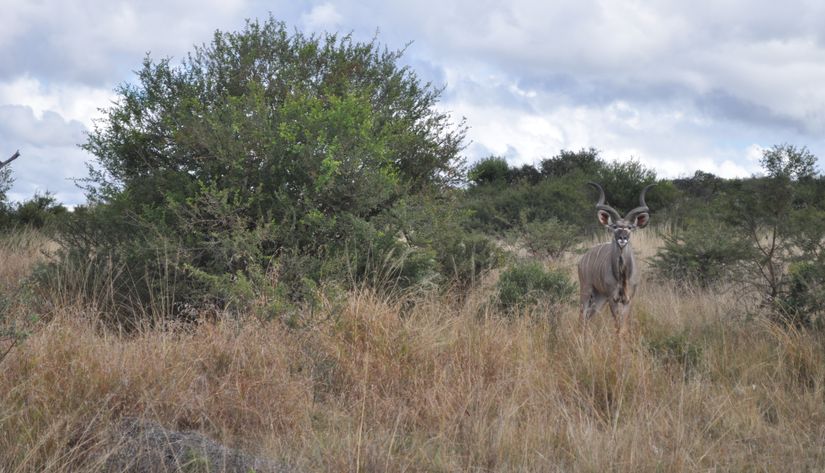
[759,143,817,181]
[0,151,20,212]
[721,144,824,324]
[652,223,753,289]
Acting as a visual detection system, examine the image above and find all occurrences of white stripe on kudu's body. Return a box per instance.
[577,182,654,335]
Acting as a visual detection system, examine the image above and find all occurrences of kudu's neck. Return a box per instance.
[611,239,634,279]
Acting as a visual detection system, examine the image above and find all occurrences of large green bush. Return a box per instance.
[50,17,473,323]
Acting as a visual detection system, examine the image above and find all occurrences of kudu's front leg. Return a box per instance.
[608,299,632,337]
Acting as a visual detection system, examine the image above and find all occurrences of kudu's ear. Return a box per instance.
[597,209,612,226]
[633,212,650,228]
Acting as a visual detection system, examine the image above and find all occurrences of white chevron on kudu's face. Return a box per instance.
[577,182,654,335]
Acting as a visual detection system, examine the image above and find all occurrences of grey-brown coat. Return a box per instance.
[578,182,654,334]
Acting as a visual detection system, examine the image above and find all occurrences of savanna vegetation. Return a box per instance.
[2,16,825,472]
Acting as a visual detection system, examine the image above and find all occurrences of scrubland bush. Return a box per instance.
[467,156,511,185]
[778,260,825,328]
[34,17,496,325]
[651,223,753,289]
[496,261,575,314]
[518,217,580,260]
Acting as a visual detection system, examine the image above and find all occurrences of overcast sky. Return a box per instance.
[2,0,825,205]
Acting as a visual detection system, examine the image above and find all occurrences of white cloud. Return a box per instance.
[441,71,776,180]
[0,76,114,126]
[0,106,85,147]
[745,144,765,164]
[301,3,344,32]
[0,0,255,85]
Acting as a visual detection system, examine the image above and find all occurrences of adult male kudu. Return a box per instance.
[577,182,654,334]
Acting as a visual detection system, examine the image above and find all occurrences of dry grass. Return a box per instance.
[2,229,825,472]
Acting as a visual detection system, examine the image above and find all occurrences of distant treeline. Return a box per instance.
[460,145,824,235]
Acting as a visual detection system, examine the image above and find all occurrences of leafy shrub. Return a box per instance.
[510,164,541,184]
[594,159,657,213]
[331,216,441,293]
[646,332,703,376]
[436,233,503,288]
[539,148,603,179]
[519,217,580,259]
[468,156,511,186]
[496,262,575,314]
[11,192,68,229]
[776,261,825,328]
[387,195,503,290]
[462,173,595,234]
[651,224,753,289]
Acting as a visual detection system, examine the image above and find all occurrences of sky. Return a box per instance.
[2,0,825,205]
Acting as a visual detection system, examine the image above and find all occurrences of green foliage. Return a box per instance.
[760,143,817,181]
[461,149,669,236]
[48,16,470,323]
[437,233,503,288]
[0,164,12,207]
[462,171,594,234]
[83,19,464,205]
[468,156,511,186]
[539,148,603,179]
[510,164,541,184]
[594,159,658,213]
[673,171,725,200]
[779,260,825,328]
[518,217,580,259]
[390,195,503,288]
[646,332,703,375]
[652,224,753,289]
[0,188,68,232]
[714,147,824,311]
[9,192,68,229]
[496,262,575,314]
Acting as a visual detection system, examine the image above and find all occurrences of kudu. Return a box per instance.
[577,182,654,334]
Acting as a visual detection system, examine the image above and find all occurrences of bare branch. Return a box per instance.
[0,150,20,170]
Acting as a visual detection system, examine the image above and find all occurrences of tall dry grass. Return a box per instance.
[1,229,825,471]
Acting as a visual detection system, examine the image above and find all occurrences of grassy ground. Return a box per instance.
[1,229,825,472]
